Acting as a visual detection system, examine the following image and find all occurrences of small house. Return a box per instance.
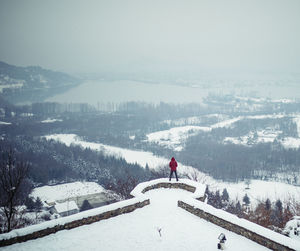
[51,201,79,217]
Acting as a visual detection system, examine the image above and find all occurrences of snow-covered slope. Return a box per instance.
[147,114,300,150]
[45,134,170,169]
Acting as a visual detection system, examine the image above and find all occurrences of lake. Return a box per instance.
[47,79,300,107]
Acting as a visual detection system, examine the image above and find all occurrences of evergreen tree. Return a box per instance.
[274,199,283,227]
[214,190,223,209]
[235,201,243,217]
[265,198,271,211]
[35,197,43,212]
[243,194,250,206]
[221,188,229,202]
[283,204,293,225]
[275,199,283,213]
[25,197,36,212]
[205,185,210,196]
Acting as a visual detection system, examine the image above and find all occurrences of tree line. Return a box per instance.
[205,186,297,234]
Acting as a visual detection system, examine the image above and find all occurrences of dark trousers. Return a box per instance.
[169,170,178,181]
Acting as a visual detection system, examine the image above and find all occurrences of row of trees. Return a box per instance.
[249,199,293,230]
[205,186,297,232]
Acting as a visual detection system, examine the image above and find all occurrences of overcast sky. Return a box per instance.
[0,0,300,74]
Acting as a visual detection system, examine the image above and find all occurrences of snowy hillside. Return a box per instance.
[44,134,300,208]
[147,114,300,150]
[0,61,80,103]
[1,187,272,251]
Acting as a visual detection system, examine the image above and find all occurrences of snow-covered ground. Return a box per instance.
[1,188,271,251]
[0,83,24,93]
[0,121,11,125]
[148,114,300,150]
[40,118,63,123]
[294,117,300,137]
[224,128,282,146]
[284,216,300,241]
[161,114,229,126]
[146,117,243,151]
[281,137,300,149]
[147,126,211,151]
[31,182,106,205]
[44,134,300,208]
[162,116,205,126]
[216,179,300,208]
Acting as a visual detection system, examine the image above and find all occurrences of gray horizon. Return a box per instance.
[1,0,300,75]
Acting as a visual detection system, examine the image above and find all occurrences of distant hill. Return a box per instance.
[0,61,81,104]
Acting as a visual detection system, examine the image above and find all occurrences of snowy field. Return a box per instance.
[146,117,243,151]
[0,121,11,125]
[44,134,300,208]
[224,128,282,146]
[1,189,271,251]
[31,182,106,204]
[146,126,211,151]
[0,83,24,93]
[40,118,63,123]
[147,114,300,150]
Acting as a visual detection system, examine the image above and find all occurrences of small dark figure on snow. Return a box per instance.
[217,233,226,250]
[169,157,178,181]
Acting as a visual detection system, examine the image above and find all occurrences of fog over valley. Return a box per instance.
[1,0,300,248]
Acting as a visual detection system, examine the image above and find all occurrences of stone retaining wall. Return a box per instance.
[0,199,149,247]
[178,200,295,251]
[141,182,196,194]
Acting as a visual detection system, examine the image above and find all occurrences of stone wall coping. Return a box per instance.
[180,197,300,251]
[130,178,206,198]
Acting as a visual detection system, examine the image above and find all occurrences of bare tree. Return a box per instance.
[186,169,210,184]
[150,165,169,179]
[0,149,32,232]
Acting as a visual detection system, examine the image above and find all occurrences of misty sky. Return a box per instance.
[0,0,300,74]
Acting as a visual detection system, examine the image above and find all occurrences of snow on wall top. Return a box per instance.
[182,197,300,250]
[0,196,147,241]
[130,178,206,199]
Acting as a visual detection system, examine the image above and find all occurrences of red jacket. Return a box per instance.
[169,157,178,171]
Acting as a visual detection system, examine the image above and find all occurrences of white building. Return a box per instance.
[51,201,79,217]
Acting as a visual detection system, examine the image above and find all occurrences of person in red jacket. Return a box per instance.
[169,157,178,181]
